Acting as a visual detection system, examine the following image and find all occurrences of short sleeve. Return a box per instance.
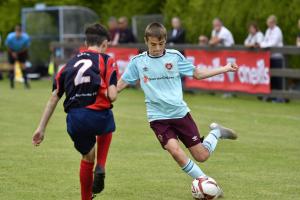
[218,31,227,40]
[121,58,139,85]
[52,66,66,98]
[244,34,251,45]
[105,57,118,86]
[177,52,195,77]
[5,34,11,47]
[256,32,264,44]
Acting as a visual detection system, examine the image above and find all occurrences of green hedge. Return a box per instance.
[1,0,299,45]
[0,0,163,45]
[163,0,300,45]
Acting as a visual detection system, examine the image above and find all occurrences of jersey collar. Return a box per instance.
[147,50,166,58]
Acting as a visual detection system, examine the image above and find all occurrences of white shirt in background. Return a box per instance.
[211,26,235,46]
[244,31,264,46]
[260,25,283,48]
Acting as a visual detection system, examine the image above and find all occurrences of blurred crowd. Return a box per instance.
[106,15,300,49]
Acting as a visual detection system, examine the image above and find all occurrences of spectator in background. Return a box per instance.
[297,19,300,47]
[260,15,283,48]
[198,35,209,46]
[261,15,287,102]
[118,16,136,43]
[244,22,264,48]
[209,18,234,47]
[167,17,185,44]
[107,17,119,46]
[0,33,2,80]
[5,24,30,89]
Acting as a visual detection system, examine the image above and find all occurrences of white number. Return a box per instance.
[74,59,93,86]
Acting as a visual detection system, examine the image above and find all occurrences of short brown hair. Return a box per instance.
[144,22,167,41]
[248,22,260,31]
[85,23,110,46]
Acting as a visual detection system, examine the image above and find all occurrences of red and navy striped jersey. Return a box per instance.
[53,50,118,113]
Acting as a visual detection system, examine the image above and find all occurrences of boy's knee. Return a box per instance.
[194,150,210,163]
[82,148,95,163]
[166,146,180,157]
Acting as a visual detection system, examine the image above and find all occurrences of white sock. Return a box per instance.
[182,159,206,178]
[202,129,220,154]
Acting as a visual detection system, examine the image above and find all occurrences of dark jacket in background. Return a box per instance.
[119,28,136,43]
[167,28,185,44]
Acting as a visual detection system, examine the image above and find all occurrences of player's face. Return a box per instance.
[145,36,166,57]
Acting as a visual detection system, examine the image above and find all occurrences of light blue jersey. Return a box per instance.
[5,32,30,52]
[121,49,195,122]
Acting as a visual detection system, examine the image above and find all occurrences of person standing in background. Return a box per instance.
[260,15,283,48]
[261,15,287,102]
[107,17,120,46]
[0,33,2,80]
[244,22,264,48]
[5,24,30,89]
[296,19,300,47]
[167,17,186,44]
[209,18,234,47]
[118,16,136,44]
[198,35,209,46]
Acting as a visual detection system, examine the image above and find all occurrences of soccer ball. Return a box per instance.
[191,176,223,200]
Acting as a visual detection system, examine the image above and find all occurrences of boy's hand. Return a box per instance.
[225,63,239,72]
[32,128,45,146]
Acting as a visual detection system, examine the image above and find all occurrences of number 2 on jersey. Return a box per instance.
[74,59,92,86]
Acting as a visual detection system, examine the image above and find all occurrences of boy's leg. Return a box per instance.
[150,118,206,179]
[7,52,15,88]
[96,133,112,169]
[20,62,30,89]
[164,138,206,178]
[19,51,30,89]
[188,143,210,162]
[8,66,15,89]
[93,132,113,194]
[189,122,237,160]
[81,147,95,200]
[168,113,210,163]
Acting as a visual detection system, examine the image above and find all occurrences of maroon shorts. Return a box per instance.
[150,113,203,149]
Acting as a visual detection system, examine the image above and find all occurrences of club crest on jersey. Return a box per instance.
[165,63,173,70]
[143,75,149,83]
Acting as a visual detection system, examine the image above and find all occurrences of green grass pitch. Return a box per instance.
[0,80,300,200]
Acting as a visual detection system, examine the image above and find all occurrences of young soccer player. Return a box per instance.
[117,22,238,196]
[32,23,118,200]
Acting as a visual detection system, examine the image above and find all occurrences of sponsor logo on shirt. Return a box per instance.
[143,73,180,83]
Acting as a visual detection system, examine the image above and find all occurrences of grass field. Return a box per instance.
[0,79,300,200]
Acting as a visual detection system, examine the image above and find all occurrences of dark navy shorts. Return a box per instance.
[8,50,28,64]
[150,113,202,149]
[66,108,115,155]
